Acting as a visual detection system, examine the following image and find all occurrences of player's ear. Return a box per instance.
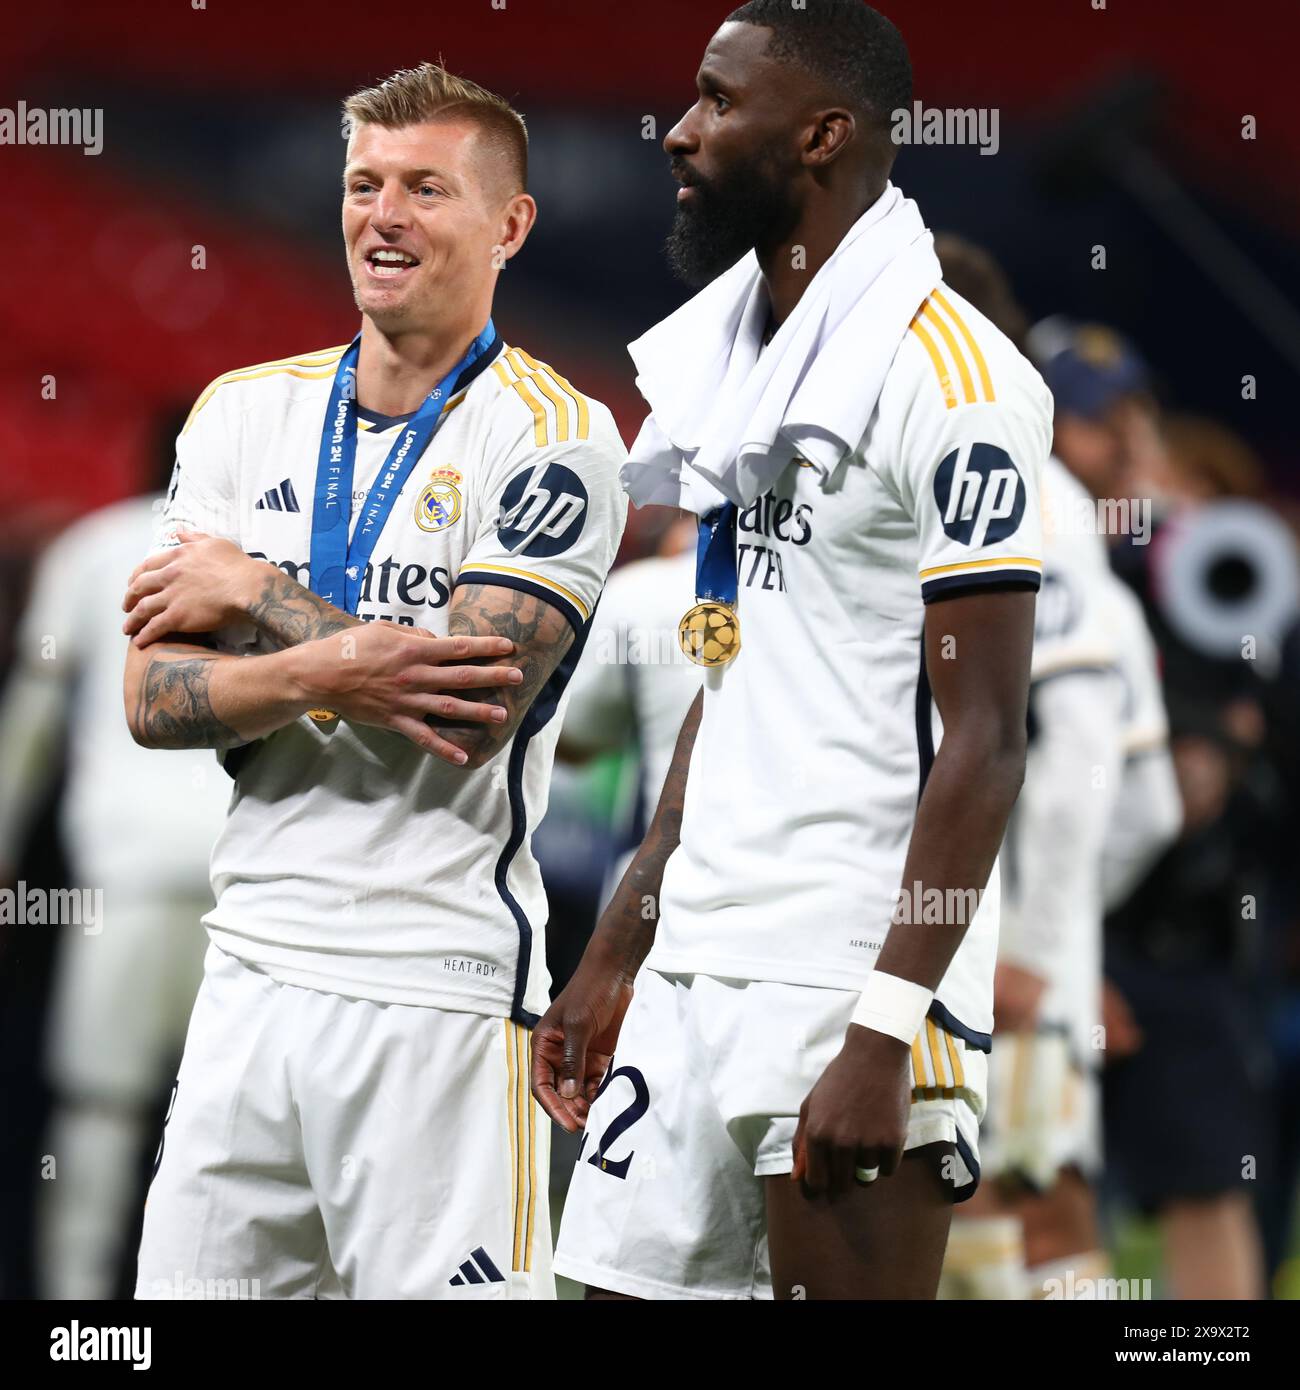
[496,192,537,265]
[803,107,855,167]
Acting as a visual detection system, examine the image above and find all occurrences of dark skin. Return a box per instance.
[544,593,1034,1300]
[534,20,1039,1300]
[668,20,889,324]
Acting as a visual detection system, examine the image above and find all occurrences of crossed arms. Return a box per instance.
[122,532,573,768]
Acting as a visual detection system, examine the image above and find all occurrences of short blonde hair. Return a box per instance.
[343,62,528,194]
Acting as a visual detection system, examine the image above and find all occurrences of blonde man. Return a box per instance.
[125,63,627,1300]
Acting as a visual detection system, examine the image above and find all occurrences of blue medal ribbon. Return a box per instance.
[695,502,739,606]
[309,320,497,613]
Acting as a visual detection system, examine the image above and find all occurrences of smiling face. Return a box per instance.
[342,118,530,335]
[663,22,811,286]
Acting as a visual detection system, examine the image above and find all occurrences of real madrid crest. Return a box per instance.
[415,466,464,532]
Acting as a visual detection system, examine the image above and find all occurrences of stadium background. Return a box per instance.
[0,0,1297,1299]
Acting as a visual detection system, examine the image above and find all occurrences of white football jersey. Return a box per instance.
[155,340,628,1022]
[646,286,1051,1051]
[1105,574,1170,756]
[999,458,1126,1057]
[561,548,702,829]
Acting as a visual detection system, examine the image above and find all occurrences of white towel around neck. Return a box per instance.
[622,182,942,515]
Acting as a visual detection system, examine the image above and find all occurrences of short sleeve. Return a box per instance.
[457,397,629,634]
[152,382,260,654]
[884,346,1050,604]
[1030,559,1120,682]
[151,385,242,557]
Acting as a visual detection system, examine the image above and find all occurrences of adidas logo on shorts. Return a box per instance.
[448,1246,505,1287]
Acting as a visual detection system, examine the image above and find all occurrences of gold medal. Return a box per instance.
[679,600,741,667]
[306,708,338,723]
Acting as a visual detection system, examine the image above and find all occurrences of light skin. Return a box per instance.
[531,21,1038,1299]
[122,114,571,767]
[342,117,535,414]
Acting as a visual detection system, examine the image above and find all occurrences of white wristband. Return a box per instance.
[849,970,933,1045]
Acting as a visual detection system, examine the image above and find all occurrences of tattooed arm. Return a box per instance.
[424,583,576,769]
[124,622,526,761]
[123,535,528,762]
[123,531,358,650]
[124,639,315,750]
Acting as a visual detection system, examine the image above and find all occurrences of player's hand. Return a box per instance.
[531,955,633,1134]
[993,961,1047,1033]
[791,1024,912,1201]
[289,622,523,765]
[123,531,263,646]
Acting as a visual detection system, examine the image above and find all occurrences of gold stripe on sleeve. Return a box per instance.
[182,360,343,434]
[510,357,571,443]
[933,289,996,402]
[515,348,591,440]
[908,316,958,410]
[510,377,550,447]
[458,563,591,622]
[921,302,977,405]
[919,555,1043,579]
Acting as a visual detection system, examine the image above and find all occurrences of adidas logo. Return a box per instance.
[254,479,301,512]
[448,1246,505,1287]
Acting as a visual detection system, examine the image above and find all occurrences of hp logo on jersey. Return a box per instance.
[496,461,588,558]
[933,443,1025,547]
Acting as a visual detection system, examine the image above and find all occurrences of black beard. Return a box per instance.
[665,152,798,288]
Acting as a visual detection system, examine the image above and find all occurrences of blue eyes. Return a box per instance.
[348,183,440,197]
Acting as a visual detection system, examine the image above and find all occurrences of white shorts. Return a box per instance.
[136,944,552,1300]
[981,1028,1101,1188]
[45,885,210,1102]
[554,970,986,1301]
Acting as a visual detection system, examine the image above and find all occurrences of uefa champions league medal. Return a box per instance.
[679,503,741,667]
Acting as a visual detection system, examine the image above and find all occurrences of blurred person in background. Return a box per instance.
[1100,414,1294,1298]
[1026,318,1155,515]
[0,413,230,1299]
[934,236,1136,1300]
[557,508,700,908]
